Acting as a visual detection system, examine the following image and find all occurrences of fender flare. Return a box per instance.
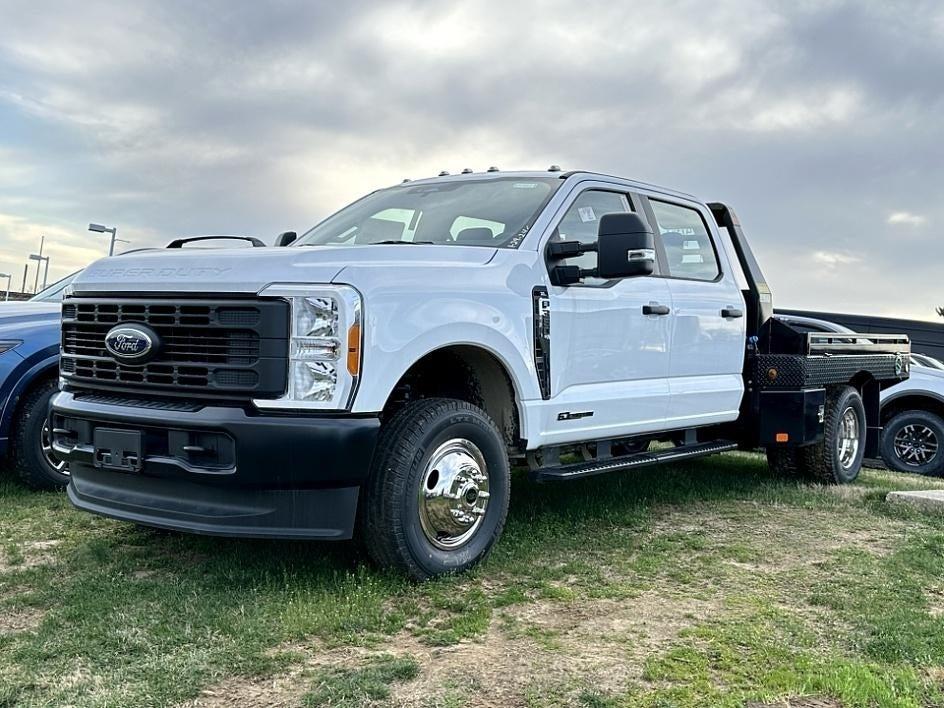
[352,323,538,436]
[0,352,59,441]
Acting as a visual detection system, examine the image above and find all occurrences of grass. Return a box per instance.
[1,453,944,706]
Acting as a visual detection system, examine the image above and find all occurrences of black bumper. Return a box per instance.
[51,392,380,540]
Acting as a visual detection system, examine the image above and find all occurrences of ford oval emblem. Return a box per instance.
[104,325,158,363]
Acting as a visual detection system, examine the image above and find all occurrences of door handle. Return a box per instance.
[643,302,671,316]
[721,307,743,319]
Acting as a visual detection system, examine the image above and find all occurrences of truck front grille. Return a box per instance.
[60,298,289,398]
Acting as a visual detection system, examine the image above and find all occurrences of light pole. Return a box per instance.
[28,254,50,293]
[88,223,129,256]
[29,235,50,293]
[0,273,10,301]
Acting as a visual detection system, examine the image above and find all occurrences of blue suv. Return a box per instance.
[0,275,75,489]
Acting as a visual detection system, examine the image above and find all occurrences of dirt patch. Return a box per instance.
[747,699,842,708]
[181,667,311,708]
[0,539,61,573]
[0,606,45,634]
[925,586,944,617]
[649,503,904,570]
[181,590,718,708]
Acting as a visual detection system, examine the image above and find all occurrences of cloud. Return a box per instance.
[887,211,927,227]
[0,0,941,316]
[812,250,861,267]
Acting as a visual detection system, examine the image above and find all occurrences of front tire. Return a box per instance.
[11,379,70,490]
[361,398,510,580]
[881,410,944,476]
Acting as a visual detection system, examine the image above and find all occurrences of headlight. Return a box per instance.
[0,340,21,355]
[254,284,362,410]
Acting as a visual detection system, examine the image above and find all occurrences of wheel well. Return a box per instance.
[383,346,522,451]
[6,368,58,442]
[882,394,944,425]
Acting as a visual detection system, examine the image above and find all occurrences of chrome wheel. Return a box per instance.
[41,420,68,475]
[893,424,939,467]
[418,438,490,550]
[836,406,860,470]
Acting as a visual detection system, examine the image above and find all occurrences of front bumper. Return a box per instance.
[51,391,380,539]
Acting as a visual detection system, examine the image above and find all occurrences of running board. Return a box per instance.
[530,440,739,483]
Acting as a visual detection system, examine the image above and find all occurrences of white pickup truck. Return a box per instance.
[51,168,911,578]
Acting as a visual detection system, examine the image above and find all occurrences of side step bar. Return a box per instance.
[530,440,739,483]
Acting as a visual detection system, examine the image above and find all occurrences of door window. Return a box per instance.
[650,200,720,281]
[553,190,633,282]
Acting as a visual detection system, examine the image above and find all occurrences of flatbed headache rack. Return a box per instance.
[806,333,911,356]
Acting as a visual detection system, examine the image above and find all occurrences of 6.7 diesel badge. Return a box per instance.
[104,325,159,363]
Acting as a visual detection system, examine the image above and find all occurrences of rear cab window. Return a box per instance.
[650,199,721,281]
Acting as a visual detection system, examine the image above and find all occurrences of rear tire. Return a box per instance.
[881,410,944,477]
[797,385,866,484]
[361,398,510,580]
[766,446,801,478]
[11,380,70,490]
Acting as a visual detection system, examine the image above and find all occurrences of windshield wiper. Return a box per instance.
[371,240,436,245]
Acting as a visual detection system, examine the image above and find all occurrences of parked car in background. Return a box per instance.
[0,273,77,489]
[776,314,944,477]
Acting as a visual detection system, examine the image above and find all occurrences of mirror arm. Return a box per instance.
[548,240,597,261]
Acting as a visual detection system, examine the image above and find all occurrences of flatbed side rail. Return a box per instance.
[806,333,910,356]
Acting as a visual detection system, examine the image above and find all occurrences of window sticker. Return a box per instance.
[513,182,538,189]
[577,206,596,222]
[681,254,705,264]
[683,240,700,250]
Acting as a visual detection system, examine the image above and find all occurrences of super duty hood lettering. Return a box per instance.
[87,266,233,279]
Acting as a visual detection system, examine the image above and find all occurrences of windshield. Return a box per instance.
[294,177,561,249]
[912,354,944,370]
[30,272,78,302]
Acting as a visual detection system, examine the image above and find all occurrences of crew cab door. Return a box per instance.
[541,186,673,446]
[643,197,747,427]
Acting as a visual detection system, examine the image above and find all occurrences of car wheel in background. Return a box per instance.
[361,398,510,580]
[881,410,944,477]
[11,379,70,490]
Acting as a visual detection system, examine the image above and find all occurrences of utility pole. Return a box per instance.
[0,273,10,301]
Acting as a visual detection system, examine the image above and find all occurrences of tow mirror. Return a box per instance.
[275,231,297,247]
[596,213,655,279]
[548,212,655,285]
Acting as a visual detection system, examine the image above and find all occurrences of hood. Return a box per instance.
[910,363,944,381]
[73,244,498,295]
[0,302,60,322]
[0,302,60,342]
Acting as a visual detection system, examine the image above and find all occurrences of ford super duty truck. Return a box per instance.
[50,168,911,579]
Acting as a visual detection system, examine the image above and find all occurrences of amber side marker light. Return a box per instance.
[776,433,790,443]
[347,322,361,376]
